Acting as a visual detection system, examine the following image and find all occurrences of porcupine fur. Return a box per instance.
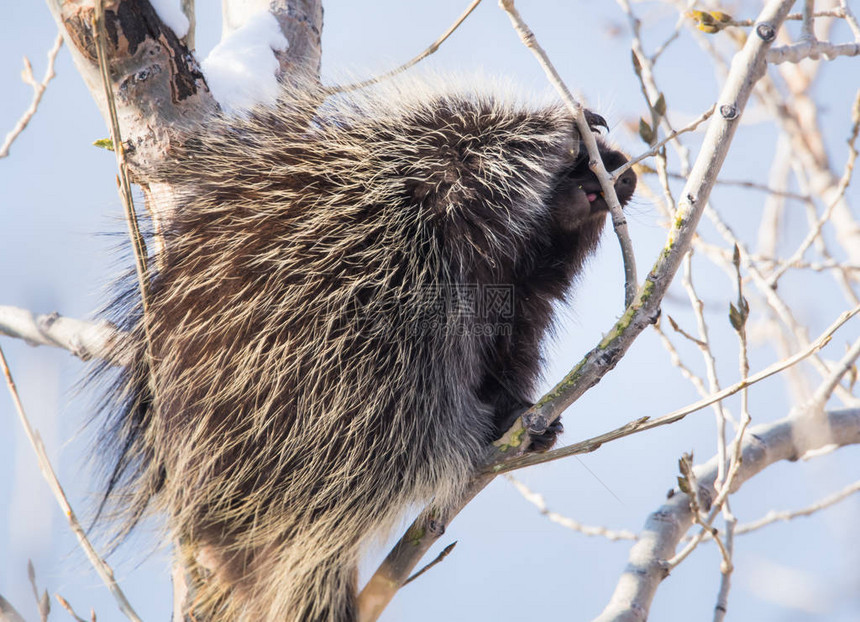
[95,78,637,621]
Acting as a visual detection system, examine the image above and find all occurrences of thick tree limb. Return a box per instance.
[43,0,217,228]
[593,407,860,622]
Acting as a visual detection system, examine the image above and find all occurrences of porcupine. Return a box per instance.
[95,79,636,621]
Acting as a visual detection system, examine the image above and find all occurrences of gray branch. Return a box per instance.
[767,40,860,63]
[593,407,860,622]
[0,305,120,363]
[43,0,218,229]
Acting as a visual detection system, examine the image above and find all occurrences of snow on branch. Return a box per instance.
[221,0,323,81]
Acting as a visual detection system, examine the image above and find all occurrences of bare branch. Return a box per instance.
[56,594,89,622]
[506,476,637,541]
[615,105,715,178]
[594,407,860,622]
[490,305,859,475]
[737,479,860,535]
[92,0,152,319]
[0,345,142,622]
[0,305,120,363]
[402,542,458,586]
[499,0,638,307]
[329,0,483,94]
[358,4,796,615]
[767,40,860,64]
[809,334,860,408]
[839,0,860,40]
[0,33,63,159]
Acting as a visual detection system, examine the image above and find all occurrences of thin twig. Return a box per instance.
[0,33,63,158]
[669,248,752,570]
[506,476,636,541]
[809,335,860,409]
[712,509,736,622]
[28,561,50,622]
[706,205,855,404]
[665,313,706,348]
[651,7,689,63]
[327,0,483,94]
[768,88,860,288]
[402,542,458,586]
[92,1,151,317]
[840,0,860,40]
[55,595,88,622]
[680,251,732,483]
[654,320,735,426]
[489,304,860,475]
[499,0,638,307]
[695,242,860,274]
[653,170,813,201]
[0,345,142,622]
[615,105,715,178]
[736,479,860,534]
[725,9,846,28]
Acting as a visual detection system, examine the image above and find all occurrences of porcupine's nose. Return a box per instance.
[597,145,636,207]
[614,165,637,205]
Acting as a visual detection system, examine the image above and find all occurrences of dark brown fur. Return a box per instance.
[95,81,635,621]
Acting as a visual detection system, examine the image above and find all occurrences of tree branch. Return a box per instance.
[767,40,860,64]
[593,407,860,622]
[0,345,142,622]
[329,0,482,94]
[0,33,63,159]
[499,0,638,307]
[0,305,120,363]
[43,0,217,229]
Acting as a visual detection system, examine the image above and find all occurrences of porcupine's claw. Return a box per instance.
[526,418,564,452]
[584,110,608,133]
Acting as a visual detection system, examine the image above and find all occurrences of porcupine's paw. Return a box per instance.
[526,418,564,453]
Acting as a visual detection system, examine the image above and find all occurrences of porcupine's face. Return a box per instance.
[549,139,637,232]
